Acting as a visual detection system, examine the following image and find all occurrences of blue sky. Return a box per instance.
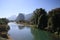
[0,0,60,18]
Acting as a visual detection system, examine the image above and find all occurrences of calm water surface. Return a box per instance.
[8,22,52,40]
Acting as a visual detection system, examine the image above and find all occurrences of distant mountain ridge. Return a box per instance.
[7,13,33,21]
[16,13,25,21]
[7,15,17,21]
[25,13,33,21]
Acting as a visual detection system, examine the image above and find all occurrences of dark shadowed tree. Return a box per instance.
[0,18,9,39]
[37,8,48,29]
[38,14,48,29]
[31,8,48,29]
[47,8,60,35]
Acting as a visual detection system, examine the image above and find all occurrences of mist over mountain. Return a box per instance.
[7,13,33,22]
[15,13,33,22]
[7,15,17,21]
[25,13,33,21]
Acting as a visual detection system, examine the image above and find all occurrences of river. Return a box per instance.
[8,22,53,40]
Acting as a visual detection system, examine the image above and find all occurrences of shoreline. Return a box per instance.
[7,35,13,40]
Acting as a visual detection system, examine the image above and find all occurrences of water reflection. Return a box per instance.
[8,22,33,40]
[8,22,53,40]
[31,28,52,40]
[18,25,25,30]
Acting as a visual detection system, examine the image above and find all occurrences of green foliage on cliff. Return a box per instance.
[31,8,60,35]
[0,18,9,25]
[48,8,60,33]
[31,8,48,29]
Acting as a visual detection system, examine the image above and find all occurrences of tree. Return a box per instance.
[31,8,48,29]
[0,18,9,25]
[38,14,48,29]
[47,8,60,36]
[0,18,9,39]
[37,8,47,29]
[31,8,47,24]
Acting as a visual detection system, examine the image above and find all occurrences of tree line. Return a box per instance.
[0,18,10,39]
[30,8,60,35]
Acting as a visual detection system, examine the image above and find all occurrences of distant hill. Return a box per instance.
[7,15,17,21]
[16,13,25,22]
[7,13,33,22]
[25,13,33,21]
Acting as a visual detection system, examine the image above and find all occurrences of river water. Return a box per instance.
[8,22,53,40]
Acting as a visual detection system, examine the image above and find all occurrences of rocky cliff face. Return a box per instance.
[16,13,25,22]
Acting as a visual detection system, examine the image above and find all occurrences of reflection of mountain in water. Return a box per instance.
[17,24,25,30]
[18,26,25,30]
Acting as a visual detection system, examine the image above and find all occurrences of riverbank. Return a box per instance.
[17,22,37,27]
[0,33,12,40]
[51,33,60,40]
[7,35,12,40]
[17,22,60,40]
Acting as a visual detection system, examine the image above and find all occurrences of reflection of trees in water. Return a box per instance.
[18,26,25,30]
[31,28,52,40]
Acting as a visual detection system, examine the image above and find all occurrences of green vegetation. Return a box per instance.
[0,18,9,24]
[15,8,60,36]
[13,8,60,38]
[0,18,10,39]
[30,8,60,37]
[31,8,48,29]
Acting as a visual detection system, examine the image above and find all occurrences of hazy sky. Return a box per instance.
[0,0,60,18]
